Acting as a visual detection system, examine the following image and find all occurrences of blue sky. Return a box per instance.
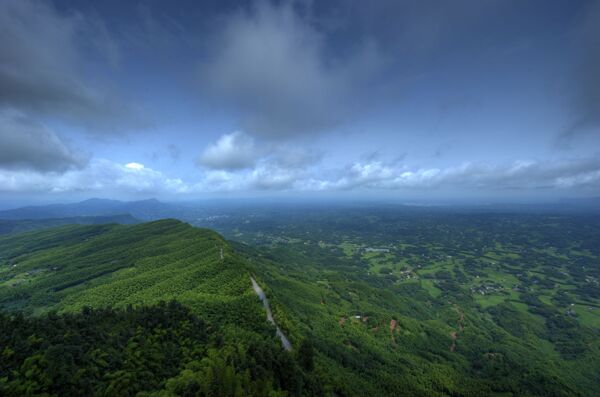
[1,0,599,204]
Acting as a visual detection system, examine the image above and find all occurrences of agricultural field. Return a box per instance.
[202,206,600,395]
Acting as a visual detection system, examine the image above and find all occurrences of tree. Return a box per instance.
[297,339,314,372]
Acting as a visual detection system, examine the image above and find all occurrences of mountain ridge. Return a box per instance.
[0,214,139,235]
[0,198,175,221]
[0,219,253,319]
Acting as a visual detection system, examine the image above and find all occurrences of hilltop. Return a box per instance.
[0,219,255,320]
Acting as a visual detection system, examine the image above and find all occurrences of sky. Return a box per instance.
[1,0,599,205]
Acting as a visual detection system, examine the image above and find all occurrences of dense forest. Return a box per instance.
[0,302,319,396]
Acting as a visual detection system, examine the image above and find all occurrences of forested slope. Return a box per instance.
[0,220,321,396]
[0,220,254,321]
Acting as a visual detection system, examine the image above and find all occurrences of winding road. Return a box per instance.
[250,276,292,351]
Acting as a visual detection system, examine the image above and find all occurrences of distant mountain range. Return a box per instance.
[1,197,598,226]
[0,214,139,236]
[0,198,176,221]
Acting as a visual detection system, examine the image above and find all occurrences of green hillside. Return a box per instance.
[0,220,261,323]
[236,243,598,397]
[2,218,599,396]
[223,208,600,397]
[0,220,320,396]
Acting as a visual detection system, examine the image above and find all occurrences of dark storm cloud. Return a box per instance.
[0,109,86,172]
[198,1,385,138]
[196,0,550,140]
[0,0,146,132]
[559,0,600,145]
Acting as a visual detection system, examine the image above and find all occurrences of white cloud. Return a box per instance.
[249,163,297,190]
[315,158,600,191]
[194,157,600,194]
[1,154,599,197]
[197,131,260,170]
[125,162,145,170]
[197,131,323,172]
[0,159,189,195]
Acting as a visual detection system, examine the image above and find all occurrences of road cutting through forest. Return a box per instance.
[250,276,292,351]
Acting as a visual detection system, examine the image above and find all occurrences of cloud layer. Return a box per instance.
[0,0,150,183]
[197,131,321,172]
[0,159,187,195]
[199,1,383,138]
[200,157,600,194]
[0,0,144,132]
[1,1,597,201]
[559,0,600,143]
[3,151,597,197]
[197,131,260,170]
[322,158,600,191]
[0,109,85,172]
